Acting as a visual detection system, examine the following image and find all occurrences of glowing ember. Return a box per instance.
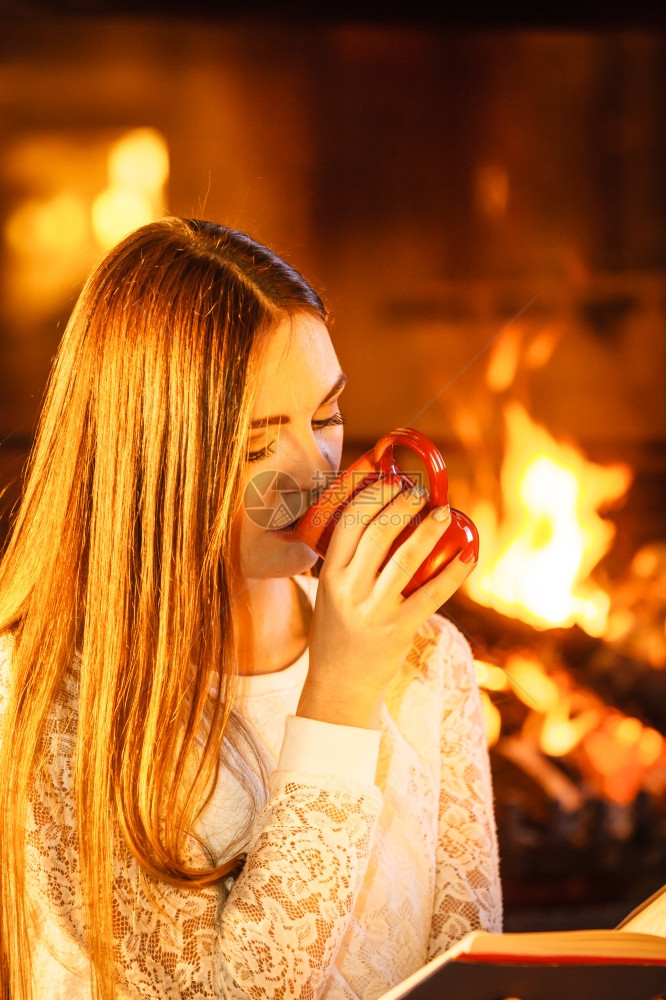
[504,653,559,713]
[477,649,665,803]
[539,699,600,758]
[474,658,509,692]
[498,653,600,756]
[583,715,665,804]
[466,401,632,636]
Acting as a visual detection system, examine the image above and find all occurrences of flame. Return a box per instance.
[486,326,521,392]
[479,691,502,747]
[505,653,559,713]
[494,653,599,756]
[474,658,509,692]
[475,652,665,801]
[92,128,169,250]
[583,715,665,804]
[539,698,600,757]
[466,401,631,636]
[474,659,506,746]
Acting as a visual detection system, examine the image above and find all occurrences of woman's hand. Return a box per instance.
[297,478,476,730]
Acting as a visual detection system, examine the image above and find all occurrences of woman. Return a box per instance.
[0,217,501,1000]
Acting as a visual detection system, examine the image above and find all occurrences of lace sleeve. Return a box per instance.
[26,686,383,1000]
[426,616,503,958]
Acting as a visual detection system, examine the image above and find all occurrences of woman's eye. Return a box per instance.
[246,412,345,463]
[312,411,346,431]
[247,435,277,464]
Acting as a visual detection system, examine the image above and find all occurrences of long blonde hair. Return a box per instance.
[0,217,327,999]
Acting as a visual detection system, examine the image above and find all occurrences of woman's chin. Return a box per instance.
[240,537,319,580]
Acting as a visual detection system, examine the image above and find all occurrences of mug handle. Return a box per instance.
[372,427,449,507]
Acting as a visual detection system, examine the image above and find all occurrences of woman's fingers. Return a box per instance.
[400,547,477,626]
[373,504,453,600]
[352,485,434,578]
[324,476,424,569]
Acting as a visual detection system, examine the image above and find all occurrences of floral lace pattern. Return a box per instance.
[318,613,502,999]
[1,593,502,1000]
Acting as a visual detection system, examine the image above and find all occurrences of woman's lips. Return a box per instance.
[268,516,302,538]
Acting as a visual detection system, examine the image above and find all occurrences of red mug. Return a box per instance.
[294,427,478,597]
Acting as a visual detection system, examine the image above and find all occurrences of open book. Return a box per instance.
[379,928,666,1000]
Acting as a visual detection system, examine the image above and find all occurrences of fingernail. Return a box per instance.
[460,545,476,563]
[409,483,429,500]
[430,504,450,522]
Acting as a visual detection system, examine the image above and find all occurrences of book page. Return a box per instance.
[456,928,666,961]
[379,928,666,1000]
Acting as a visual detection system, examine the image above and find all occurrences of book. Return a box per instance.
[379,928,666,1000]
[618,884,666,933]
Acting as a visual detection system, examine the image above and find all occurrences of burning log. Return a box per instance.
[438,376,666,907]
[444,592,666,734]
[440,592,666,907]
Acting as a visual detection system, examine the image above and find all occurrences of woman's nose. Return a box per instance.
[281,427,341,505]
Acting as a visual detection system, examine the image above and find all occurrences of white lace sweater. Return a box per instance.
[0,575,502,999]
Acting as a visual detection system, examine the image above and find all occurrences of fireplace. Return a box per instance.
[340,348,666,928]
[337,264,666,926]
[0,16,664,931]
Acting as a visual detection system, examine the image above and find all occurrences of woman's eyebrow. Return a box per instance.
[250,372,347,429]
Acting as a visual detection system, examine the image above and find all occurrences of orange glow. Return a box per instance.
[92,128,169,250]
[3,189,91,319]
[638,728,663,767]
[582,714,665,804]
[475,162,509,219]
[539,699,600,757]
[632,547,660,578]
[502,654,600,756]
[615,716,643,747]
[466,402,632,635]
[108,128,169,192]
[474,658,509,691]
[480,691,502,747]
[5,193,88,255]
[585,724,628,777]
[604,608,636,642]
[486,327,521,392]
[504,654,558,713]
[1,127,169,319]
[604,770,642,805]
[91,187,154,249]
[524,325,561,370]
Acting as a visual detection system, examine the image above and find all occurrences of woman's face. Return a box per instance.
[237,312,346,581]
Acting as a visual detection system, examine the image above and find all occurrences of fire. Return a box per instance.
[502,653,600,756]
[466,401,632,636]
[539,700,600,758]
[476,650,666,803]
[474,659,507,747]
[583,714,665,804]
